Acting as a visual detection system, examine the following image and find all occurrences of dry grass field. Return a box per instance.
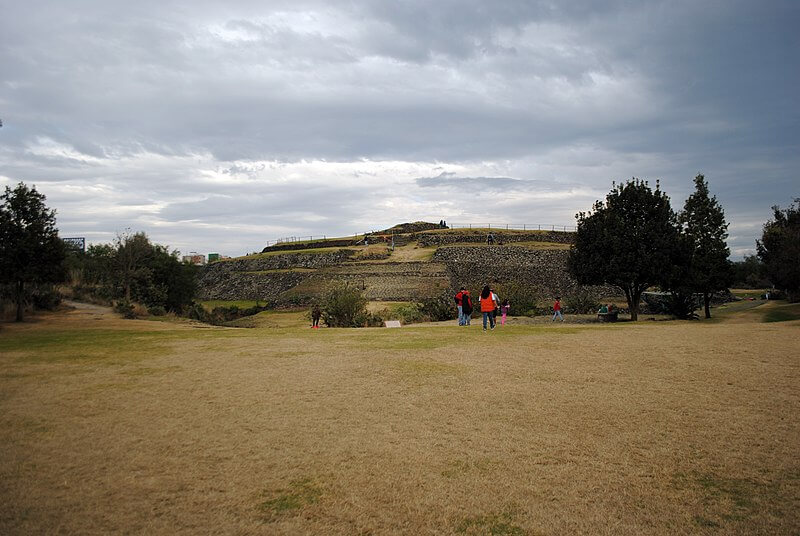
[1,301,798,535]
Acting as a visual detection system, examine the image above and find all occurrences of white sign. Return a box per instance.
[384,320,402,328]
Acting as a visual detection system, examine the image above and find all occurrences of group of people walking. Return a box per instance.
[454,288,565,330]
[454,286,511,331]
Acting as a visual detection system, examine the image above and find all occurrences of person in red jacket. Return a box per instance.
[461,290,472,326]
[552,296,564,322]
[454,287,465,325]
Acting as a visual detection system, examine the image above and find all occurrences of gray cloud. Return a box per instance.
[1,0,797,258]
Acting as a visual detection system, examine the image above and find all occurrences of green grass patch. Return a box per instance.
[238,246,352,259]
[730,288,768,299]
[763,303,800,323]
[0,328,239,364]
[256,478,322,522]
[421,227,556,235]
[455,512,524,535]
[198,300,267,310]
[673,470,789,528]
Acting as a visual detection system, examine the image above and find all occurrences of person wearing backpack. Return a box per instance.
[461,289,473,326]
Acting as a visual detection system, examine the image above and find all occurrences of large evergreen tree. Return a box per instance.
[757,199,800,302]
[680,174,733,318]
[0,182,66,321]
[568,179,683,320]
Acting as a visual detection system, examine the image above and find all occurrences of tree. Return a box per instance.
[568,179,683,320]
[141,244,198,313]
[113,231,152,302]
[680,174,734,318]
[0,182,66,321]
[731,255,769,288]
[757,199,800,302]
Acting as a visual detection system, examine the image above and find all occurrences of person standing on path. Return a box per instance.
[454,287,466,325]
[552,297,564,322]
[500,299,510,325]
[480,285,497,331]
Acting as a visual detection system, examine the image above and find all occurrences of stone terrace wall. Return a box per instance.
[417,230,574,247]
[212,250,354,271]
[327,262,451,301]
[198,250,354,300]
[432,246,615,298]
[198,270,310,301]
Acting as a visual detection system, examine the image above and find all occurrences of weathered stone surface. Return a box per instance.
[198,240,618,305]
[432,246,615,298]
[417,230,574,247]
[198,250,353,300]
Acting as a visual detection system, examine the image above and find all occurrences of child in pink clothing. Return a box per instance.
[500,299,510,325]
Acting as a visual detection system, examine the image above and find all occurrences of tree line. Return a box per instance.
[1,183,197,321]
[568,175,799,319]
[1,179,798,322]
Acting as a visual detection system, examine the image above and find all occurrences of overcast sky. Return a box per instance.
[1,0,798,258]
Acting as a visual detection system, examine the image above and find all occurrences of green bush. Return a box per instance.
[148,305,167,316]
[419,292,458,321]
[186,302,269,325]
[494,282,541,317]
[377,302,425,324]
[321,283,371,327]
[31,285,61,310]
[563,288,600,314]
[665,291,700,320]
[114,300,136,319]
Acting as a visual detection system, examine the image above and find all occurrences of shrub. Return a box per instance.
[665,291,700,320]
[494,282,541,317]
[31,285,61,310]
[378,302,425,324]
[114,300,136,319]
[321,283,370,327]
[563,288,600,314]
[419,292,457,322]
[148,305,167,316]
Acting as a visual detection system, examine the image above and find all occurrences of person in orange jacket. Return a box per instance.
[479,285,497,331]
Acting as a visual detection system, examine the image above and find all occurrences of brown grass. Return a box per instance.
[1,302,798,534]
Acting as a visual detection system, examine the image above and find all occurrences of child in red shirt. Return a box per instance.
[552,297,564,322]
